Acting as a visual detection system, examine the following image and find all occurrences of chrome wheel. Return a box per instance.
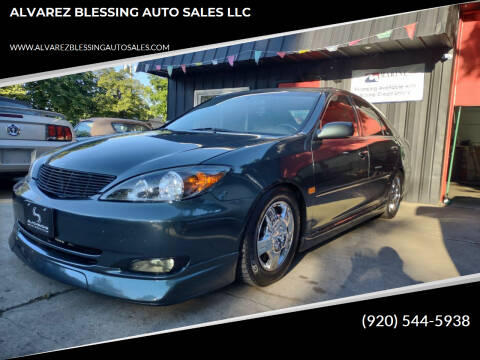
[388,176,401,213]
[256,201,294,272]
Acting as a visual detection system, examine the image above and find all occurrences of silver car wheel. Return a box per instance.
[388,176,401,213]
[256,201,294,272]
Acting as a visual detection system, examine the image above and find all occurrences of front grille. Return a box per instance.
[37,164,116,199]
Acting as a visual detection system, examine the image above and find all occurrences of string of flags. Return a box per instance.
[147,22,417,76]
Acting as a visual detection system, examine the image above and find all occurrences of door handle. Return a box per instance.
[358,150,369,159]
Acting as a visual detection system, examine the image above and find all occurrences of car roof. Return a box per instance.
[211,87,358,99]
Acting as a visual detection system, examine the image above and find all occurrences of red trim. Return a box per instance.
[278,80,321,88]
[440,16,464,202]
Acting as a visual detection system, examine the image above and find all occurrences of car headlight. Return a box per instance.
[100,165,230,202]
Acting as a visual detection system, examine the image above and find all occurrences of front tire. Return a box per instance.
[238,187,301,287]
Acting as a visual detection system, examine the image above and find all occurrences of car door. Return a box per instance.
[352,96,401,206]
[309,93,370,233]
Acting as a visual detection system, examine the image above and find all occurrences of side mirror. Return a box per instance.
[317,122,354,140]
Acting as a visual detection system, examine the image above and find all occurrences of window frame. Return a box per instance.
[316,92,361,138]
[351,95,390,137]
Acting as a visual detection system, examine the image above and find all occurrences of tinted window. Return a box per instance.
[353,97,386,136]
[320,95,359,136]
[166,91,321,136]
[112,123,150,133]
[0,99,30,108]
[74,121,93,137]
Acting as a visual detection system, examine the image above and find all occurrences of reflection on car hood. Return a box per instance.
[46,129,276,176]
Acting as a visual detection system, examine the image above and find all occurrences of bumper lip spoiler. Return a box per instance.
[9,226,238,305]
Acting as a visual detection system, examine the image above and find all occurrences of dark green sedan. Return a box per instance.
[9,88,410,304]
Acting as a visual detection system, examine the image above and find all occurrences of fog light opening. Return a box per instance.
[130,258,175,274]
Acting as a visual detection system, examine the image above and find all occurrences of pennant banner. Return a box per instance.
[254,50,262,64]
[404,22,417,40]
[376,30,393,39]
[146,23,421,73]
[325,45,338,52]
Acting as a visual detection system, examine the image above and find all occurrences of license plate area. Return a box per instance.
[24,201,54,238]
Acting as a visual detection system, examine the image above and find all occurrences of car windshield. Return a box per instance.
[165,91,321,136]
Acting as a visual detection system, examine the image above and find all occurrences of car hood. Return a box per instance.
[46,129,275,177]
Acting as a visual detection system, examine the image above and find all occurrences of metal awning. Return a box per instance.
[137,5,457,78]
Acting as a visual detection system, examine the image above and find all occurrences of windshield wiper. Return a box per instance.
[191,127,240,133]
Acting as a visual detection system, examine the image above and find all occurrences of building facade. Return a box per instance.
[138,3,480,205]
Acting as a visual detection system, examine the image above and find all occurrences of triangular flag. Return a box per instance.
[403,22,417,40]
[325,45,338,52]
[212,59,218,65]
[254,50,262,64]
[348,39,361,46]
[155,65,161,71]
[298,49,308,54]
[181,64,186,73]
[376,30,393,39]
[277,51,286,58]
[227,55,235,67]
[167,65,173,77]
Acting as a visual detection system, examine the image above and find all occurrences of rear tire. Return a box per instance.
[381,171,403,219]
[238,187,300,287]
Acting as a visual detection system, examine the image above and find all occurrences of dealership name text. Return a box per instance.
[9,7,252,18]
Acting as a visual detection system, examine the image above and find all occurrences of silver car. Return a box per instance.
[0,96,75,176]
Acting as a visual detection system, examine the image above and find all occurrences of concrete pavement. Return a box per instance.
[1,179,480,358]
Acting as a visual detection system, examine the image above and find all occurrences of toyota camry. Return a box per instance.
[9,88,410,305]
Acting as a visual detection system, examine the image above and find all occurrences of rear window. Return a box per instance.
[111,123,150,133]
[0,99,30,108]
[74,121,93,137]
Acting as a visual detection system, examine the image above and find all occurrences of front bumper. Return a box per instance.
[9,179,253,305]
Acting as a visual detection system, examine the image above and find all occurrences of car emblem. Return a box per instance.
[32,207,42,224]
[7,124,20,136]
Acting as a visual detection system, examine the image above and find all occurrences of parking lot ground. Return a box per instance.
[1,180,480,358]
